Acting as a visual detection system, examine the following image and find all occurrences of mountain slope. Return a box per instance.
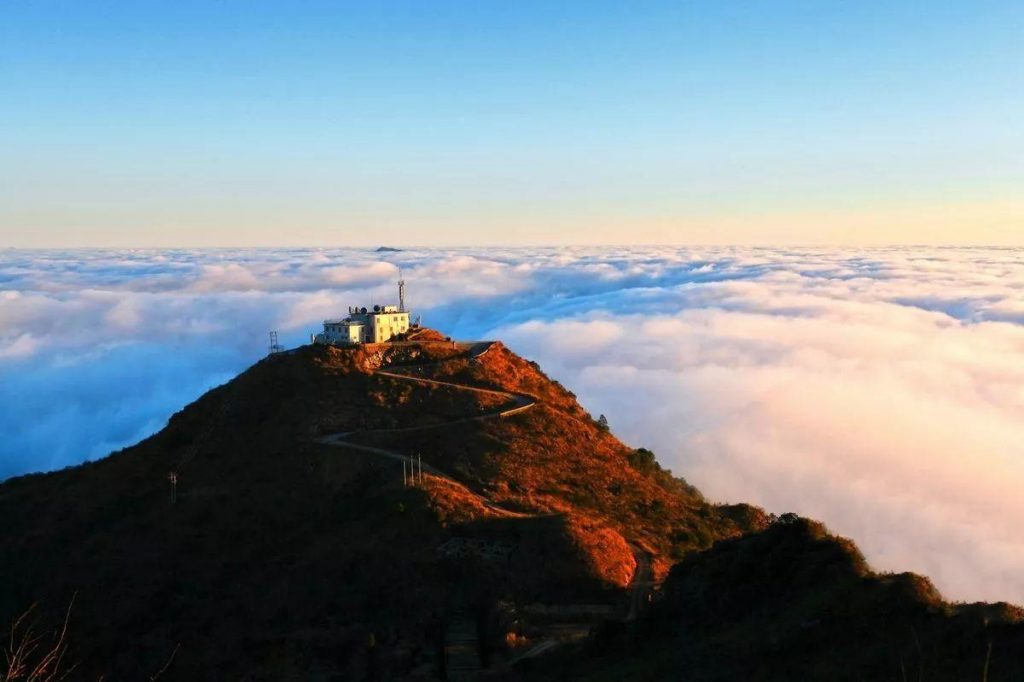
[533,516,1024,680]
[0,333,759,679]
[2,332,1021,680]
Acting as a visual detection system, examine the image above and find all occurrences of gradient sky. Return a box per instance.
[2,1,1022,246]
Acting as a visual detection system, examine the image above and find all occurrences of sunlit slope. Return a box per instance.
[0,332,758,678]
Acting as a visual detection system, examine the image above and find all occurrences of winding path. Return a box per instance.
[321,342,536,437]
[625,544,654,621]
[317,341,537,516]
[316,340,653,657]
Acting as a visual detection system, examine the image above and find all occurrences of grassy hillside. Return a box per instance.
[531,516,1024,681]
[2,333,1021,679]
[0,334,758,678]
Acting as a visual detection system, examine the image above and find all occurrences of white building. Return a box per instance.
[313,278,412,345]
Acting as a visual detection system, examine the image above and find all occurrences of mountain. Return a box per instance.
[1,330,1021,680]
[531,516,1024,681]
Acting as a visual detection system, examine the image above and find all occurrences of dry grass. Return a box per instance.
[0,333,837,677]
[420,475,503,525]
[563,517,635,589]
[534,517,1024,681]
[2,598,75,682]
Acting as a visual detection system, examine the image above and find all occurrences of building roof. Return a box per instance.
[324,307,409,326]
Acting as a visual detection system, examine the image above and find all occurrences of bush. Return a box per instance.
[627,448,657,472]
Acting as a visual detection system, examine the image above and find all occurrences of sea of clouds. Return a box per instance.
[2,245,1024,603]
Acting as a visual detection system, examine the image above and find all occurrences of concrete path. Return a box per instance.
[317,343,537,516]
[317,341,656,668]
[625,544,654,622]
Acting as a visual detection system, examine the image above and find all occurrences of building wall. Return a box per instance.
[316,322,364,344]
[315,311,410,345]
[370,312,410,342]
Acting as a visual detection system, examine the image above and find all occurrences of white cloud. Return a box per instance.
[494,259,1024,604]
[0,332,38,359]
[2,245,1024,603]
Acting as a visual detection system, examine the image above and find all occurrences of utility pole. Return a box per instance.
[404,455,423,487]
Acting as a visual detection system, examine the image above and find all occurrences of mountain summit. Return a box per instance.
[2,330,1022,679]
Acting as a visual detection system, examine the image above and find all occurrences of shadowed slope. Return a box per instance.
[532,516,1024,681]
[4,333,1020,680]
[0,334,758,679]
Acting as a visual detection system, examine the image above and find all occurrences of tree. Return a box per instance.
[628,448,657,472]
[597,414,609,431]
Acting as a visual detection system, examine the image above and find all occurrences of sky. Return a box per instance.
[2,0,1024,608]
[3,246,1024,606]
[2,1,1023,246]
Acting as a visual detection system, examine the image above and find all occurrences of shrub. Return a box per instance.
[627,448,657,472]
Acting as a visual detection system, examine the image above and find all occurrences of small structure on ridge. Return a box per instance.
[312,275,413,345]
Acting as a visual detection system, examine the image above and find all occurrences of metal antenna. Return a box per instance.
[397,269,407,312]
[268,331,283,355]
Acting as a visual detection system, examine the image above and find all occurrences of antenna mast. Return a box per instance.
[268,331,283,355]
[398,269,407,312]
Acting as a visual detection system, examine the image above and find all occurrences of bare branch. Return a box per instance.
[3,596,76,682]
[149,643,180,681]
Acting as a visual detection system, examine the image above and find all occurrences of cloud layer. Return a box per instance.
[2,246,1024,603]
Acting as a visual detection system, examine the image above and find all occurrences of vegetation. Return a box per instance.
[2,600,75,682]
[531,517,1024,681]
[0,332,1020,679]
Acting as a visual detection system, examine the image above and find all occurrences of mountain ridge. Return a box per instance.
[1,330,1021,679]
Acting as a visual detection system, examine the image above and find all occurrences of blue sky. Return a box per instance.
[1,1,1022,245]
